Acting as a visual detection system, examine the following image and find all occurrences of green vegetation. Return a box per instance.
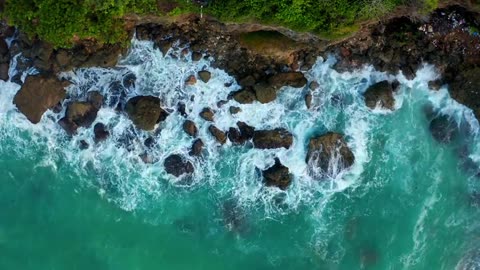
[2,0,440,48]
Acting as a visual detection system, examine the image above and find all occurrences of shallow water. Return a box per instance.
[1,39,480,269]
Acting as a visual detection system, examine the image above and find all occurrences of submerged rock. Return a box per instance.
[209,125,227,145]
[429,114,458,143]
[306,132,354,176]
[253,128,293,149]
[183,120,198,137]
[363,80,396,110]
[13,75,69,124]
[262,158,292,190]
[125,96,169,131]
[164,154,194,177]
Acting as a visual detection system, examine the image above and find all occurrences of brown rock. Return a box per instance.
[58,117,78,136]
[309,81,320,90]
[363,81,396,110]
[253,83,277,104]
[189,138,204,157]
[0,62,8,81]
[13,75,68,124]
[66,101,98,128]
[94,123,110,143]
[192,52,202,61]
[450,68,480,120]
[262,158,292,190]
[305,92,312,109]
[199,107,214,121]
[306,132,354,176]
[125,96,169,130]
[209,125,227,145]
[183,120,198,137]
[87,91,104,109]
[253,128,293,149]
[198,70,211,83]
[229,106,242,115]
[237,121,255,140]
[268,72,307,89]
[232,88,257,104]
[185,75,197,85]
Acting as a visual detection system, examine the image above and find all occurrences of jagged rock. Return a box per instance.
[429,114,458,143]
[94,123,110,143]
[125,96,169,130]
[252,128,293,149]
[183,120,198,137]
[306,132,354,175]
[13,75,68,124]
[229,106,242,115]
[58,117,78,136]
[198,70,211,83]
[228,128,244,145]
[232,88,257,104]
[189,138,204,157]
[144,137,156,148]
[199,107,214,121]
[450,68,480,120]
[164,154,194,177]
[363,81,396,110]
[237,121,255,140]
[262,158,291,190]
[209,125,227,145]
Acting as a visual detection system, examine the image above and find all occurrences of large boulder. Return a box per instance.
[449,68,480,120]
[252,128,293,149]
[306,132,354,176]
[189,138,204,157]
[13,75,69,124]
[363,81,397,110]
[164,154,194,177]
[65,101,99,127]
[262,158,292,190]
[125,96,169,130]
[253,72,307,104]
[232,88,257,104]
[228,121,255,145]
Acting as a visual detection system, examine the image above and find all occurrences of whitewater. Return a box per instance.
[1,38,480,269]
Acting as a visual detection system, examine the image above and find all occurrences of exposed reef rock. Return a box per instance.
[164,154,194,177]
[125,96,169,131]
[363,81,397,110]
[306,132,354,177]
[13,75,69,124]
[253,128,293,149]
[262,158,292,190]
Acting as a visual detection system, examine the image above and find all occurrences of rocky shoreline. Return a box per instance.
[2,3,480,188]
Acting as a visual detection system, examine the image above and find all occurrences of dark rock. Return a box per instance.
[253,82,277,104]
[239,75,256,87]
[13,75,69,124]
[229,106,242,115]
[268,72,307,88]
[209,125,227,145]
[139,153,154,164]
[144,137,156,148]
[87,91,104,109]
[428,79,443,91]
[65,101,98,128]
[306,132,355,176]
[237,121,255,140]
[228,128,244,145]
[125,96,168,130]
[79,140,89,150]
[183,120,198,137]
[253,128,293,149]
[309,81,320,90]
[58,117,78,136]
[232,88,257,104]
[217,100,228,108]
[450,68,480,120]
[429,114,458,143]
[262,158,291,190]
[189,138,204,157]
[192,52,202,61]
[164,154,194,177]
[177,102,187,117]
[364,81,396,110]
[198,70,211,83]
[122,72,136,89]
[0,62,8,81]
[94,123,110,143]
[199,107,214,121]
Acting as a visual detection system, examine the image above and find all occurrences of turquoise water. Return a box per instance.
[1,40,480,269]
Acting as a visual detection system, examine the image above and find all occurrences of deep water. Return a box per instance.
[1,39,480,269]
